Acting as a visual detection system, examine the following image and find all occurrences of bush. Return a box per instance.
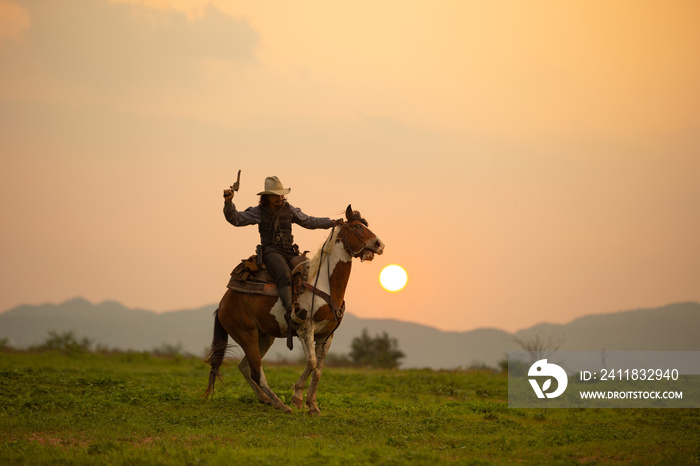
[151,342,186,358]
[0,337,12,352]
[498,357,529,376]
[349,329,405,369]
[31,331,93,354]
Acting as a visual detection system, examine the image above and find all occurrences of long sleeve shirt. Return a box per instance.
[223,201,335,230]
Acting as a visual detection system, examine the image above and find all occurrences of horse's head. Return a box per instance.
[338,205,385,262]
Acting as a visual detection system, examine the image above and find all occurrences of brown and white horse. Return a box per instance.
[204,205,385,414]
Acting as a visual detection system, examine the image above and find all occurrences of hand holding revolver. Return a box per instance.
[223,170,241,201]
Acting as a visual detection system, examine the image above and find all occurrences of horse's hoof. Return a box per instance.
[280,404,293,414]
[307,404,321,415]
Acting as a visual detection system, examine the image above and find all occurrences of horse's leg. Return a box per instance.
[217,290,291,412]
[237,333,276,405]
[294,321,325,414]
[238,356,272,405]
[291,330,327,409]
[305,334,334,415]
[292,364,312,409]
[237,331,292,413]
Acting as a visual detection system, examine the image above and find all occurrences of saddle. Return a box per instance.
[227,250,346,351]
[227,252,310,302]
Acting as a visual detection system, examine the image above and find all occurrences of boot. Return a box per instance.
[279,286,306,324]
[279,286,304,351]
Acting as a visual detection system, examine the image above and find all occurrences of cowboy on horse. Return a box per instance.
[206,175,385,413]
[223,176,342,335]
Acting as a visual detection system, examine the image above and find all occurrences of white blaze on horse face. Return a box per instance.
[372,236,385,255]
[355,234,383,262]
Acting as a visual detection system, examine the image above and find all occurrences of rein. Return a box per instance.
[304,283,345,322]
[310,224,336,322]
[307,221,364,329]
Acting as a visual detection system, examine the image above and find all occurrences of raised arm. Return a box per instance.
[223,194,260,226]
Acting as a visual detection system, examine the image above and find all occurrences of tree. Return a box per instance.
[513,331,565,363]
[502,332,566,375]
[349,329,405,369]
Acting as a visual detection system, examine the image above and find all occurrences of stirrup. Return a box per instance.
[291,306,307,325]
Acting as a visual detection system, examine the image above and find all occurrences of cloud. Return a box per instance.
[12,0,258,93]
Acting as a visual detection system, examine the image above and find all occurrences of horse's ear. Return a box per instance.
[346,205,353,220]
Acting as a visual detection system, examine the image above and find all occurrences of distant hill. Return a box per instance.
[1,298,698,369]
[0,298,215,356]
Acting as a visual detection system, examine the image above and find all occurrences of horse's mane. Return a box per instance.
[306,226,342,281]
[347,210,368,227]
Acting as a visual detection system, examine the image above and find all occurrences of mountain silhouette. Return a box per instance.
[1,298,698,369]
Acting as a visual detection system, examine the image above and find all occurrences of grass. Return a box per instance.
[1,351,698,465]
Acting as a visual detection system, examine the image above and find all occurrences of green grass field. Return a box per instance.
[1,351,698,465]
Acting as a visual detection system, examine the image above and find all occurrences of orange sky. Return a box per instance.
[1,0,699,332]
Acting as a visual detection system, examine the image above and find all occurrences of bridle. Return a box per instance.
[338,220,373,260]
[306,219,375,328]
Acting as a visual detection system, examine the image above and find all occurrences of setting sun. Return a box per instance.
[379,265,408,292]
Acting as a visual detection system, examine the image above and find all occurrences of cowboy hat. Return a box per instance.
[257,176,291,196]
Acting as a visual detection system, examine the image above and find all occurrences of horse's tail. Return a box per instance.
[203,308,228,399]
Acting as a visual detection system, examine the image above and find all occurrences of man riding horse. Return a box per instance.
[223,176,342,331]
[208,179,385,413]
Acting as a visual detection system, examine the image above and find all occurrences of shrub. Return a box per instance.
[31,331,93,354]
[151,342,186,358]
[0,337,12,352]
[349,329,405,369]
